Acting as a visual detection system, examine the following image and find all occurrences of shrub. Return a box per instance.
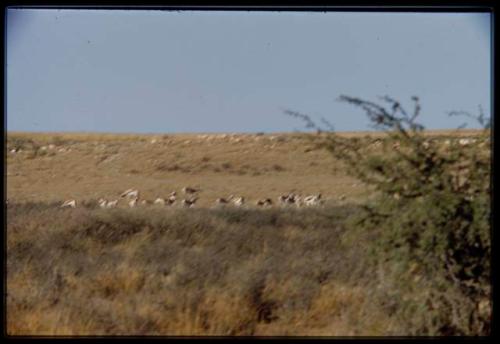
[285,95,491,335]
[51,135,69,146]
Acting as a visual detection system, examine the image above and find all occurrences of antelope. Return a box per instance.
[279,193,299,206]
[166,192,177,205]
[215,197,230,206]
[256,198,273,207]
[182,186,200,195]
[278,195,288,205]
[98,198,108,209]
[121,189,139,199]
[139,199,151,206]
[230,195,245,207]
[303,193,322,206]
[106,200,118,208]
[182,197,198,208]
[97,198,108,209]
[129,197,139,208]
[154,198,166,206]
[61,199,76,208]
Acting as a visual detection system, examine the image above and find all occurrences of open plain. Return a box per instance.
[6,129,488,336]
[6,129,482,206]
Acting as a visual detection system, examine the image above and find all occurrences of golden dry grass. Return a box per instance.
[7,202,375,336]
[6,130,483,206]
[6,129,487,336]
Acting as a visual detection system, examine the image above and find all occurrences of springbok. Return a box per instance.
[61,199,77,208]
[106,200,118,208]
[182,186,200,195]
[129,197,139,208]
[181,197,198,208]
[215,197,230,206]
[154,198,166,206]
[100,199,118,208]
[256,198,273,207]
[166,192,177,206]
[98,198,108,209]
[139,199,151,206]
[279,193,299,206]
[278,195,288,205]
[121,189,139,199]
[230,195,245,207]
[303,193,323,207]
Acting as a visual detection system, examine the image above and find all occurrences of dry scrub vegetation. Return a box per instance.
[6,97,491,336]
[7,203,390,336]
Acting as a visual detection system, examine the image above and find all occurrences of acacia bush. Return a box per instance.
[286,95,491,335]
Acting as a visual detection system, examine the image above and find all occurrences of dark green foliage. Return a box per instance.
[286,95,491,335]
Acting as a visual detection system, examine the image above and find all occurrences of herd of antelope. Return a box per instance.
[60,187,326,209]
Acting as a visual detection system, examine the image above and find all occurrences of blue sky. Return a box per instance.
[6,9,491,133]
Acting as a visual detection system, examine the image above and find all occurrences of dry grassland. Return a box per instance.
[6,130,480,206]
[5,129,485,336]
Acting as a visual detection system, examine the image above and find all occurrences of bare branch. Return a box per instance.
[283,109,320,131]
[320,117,335,132]
[448,106,490,130]
[410,96,421,124]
